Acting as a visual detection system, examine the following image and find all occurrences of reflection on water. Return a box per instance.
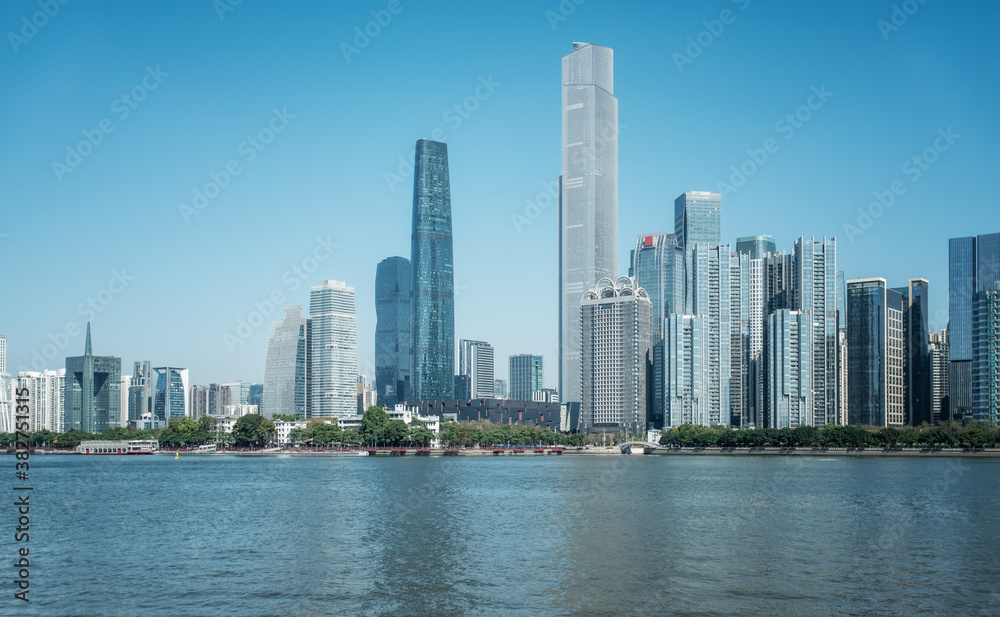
[18,455,1000,616]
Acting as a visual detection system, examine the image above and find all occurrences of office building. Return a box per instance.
[735,235,777,260]
[154,367,190,424]
[793,238,839,427]
[128,360,153,423]
[690,243,732,426]
[763,310,813,429]
[891,279,931,425]
[459,339,494,398]
[509,354,544,402]
[971,284,999,424]
[847,279,904,427]
[675,191,722,250]
[630,233,684,427]
[454,375,471,400]
[559,42,618,410]
[730,251,751,427]
[65,323,121,434]
[948,233,1000,419]
[263,305,310,418]
[580,277,652,435]
[375,256,411,406]
[533,388,560,403]
[357,376,377,414]
[411,139,455,402]
[836,271,849,426]
[309,280,359,419]
[493,379,507,399]
[190,384,209,419]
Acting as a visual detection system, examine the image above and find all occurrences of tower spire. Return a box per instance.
[85,321,92,355]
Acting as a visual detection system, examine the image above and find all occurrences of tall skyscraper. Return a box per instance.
[735,235,777,259]
[929,329,950,424]
[580,277,652,435]
[263,306,310,418]
[836,271,849,426]
[793,237,839,427]
[891,279,931,426]
[689,243,732,427]
[153,367,190,424]
[971,284,999,425]
[190,384,210,419]
[509,354,544,402]
[630,232,683,428]
[730,251,751,427]
[16,369,64,433]
[763,310,813,429]
[375,256,411,407]
[471,344,495,399]
[559,42,618,410]
[948,232,1000,420]
[411,138,455,402]
[665,314,709,427]
[675,191,722,250]
[847,279,904,427]
[309,280,359,419]
[128,360,153,423]
[65,323,121,434]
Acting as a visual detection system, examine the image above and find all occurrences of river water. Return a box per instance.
[10,455,1000,616]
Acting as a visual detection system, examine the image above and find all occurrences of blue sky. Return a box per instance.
[1,0,996,387]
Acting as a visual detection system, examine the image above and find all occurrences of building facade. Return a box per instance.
[763,310,813,429]
[580,277,652,435]
[508,354,543,402]
[375,256,411,406]
[411,138,455,402]
[847,279,905,427]
[65,324,121,434]
[665,314,709,427]
[948,233,1000,420]
[971,285,999,424]
[309,280,359,419]
[929,328,950,423]
[892,279,932,426]
[263,305,310,418]
[559,42,618,409]
[735,235,777,260]
[153,367,190,425]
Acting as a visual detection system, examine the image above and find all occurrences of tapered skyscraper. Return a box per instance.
[411,139,455,401]
[559,42,618,407]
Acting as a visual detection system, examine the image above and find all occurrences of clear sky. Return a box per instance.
[1,0,997,388]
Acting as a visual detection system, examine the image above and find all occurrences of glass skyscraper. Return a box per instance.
[263,305,310,418]
[309,280,358,419]
[375,256,411,407]
[508,354,543,402]
[153,367,189,425]
[65,323,121,434]
[847,279,905,427]
[736,235,777,259]
[971,285,999,425]
[948,232,1000,419]
[675,191,722,250]
[411,139,455,402]
[891,279,931,426]
[559,42,618,409]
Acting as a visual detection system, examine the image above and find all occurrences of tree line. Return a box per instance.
[659,422,1000,449]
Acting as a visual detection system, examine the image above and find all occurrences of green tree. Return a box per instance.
[342,429,361,447]
[232,414,276,447]
[383,419,408,446]
[287,427,308,445]
[30,429,56,447]
[360,406,389,446]
[312,423,343,446]
[408,419,434,447]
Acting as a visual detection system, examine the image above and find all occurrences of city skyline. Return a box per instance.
[1,2,997,389]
